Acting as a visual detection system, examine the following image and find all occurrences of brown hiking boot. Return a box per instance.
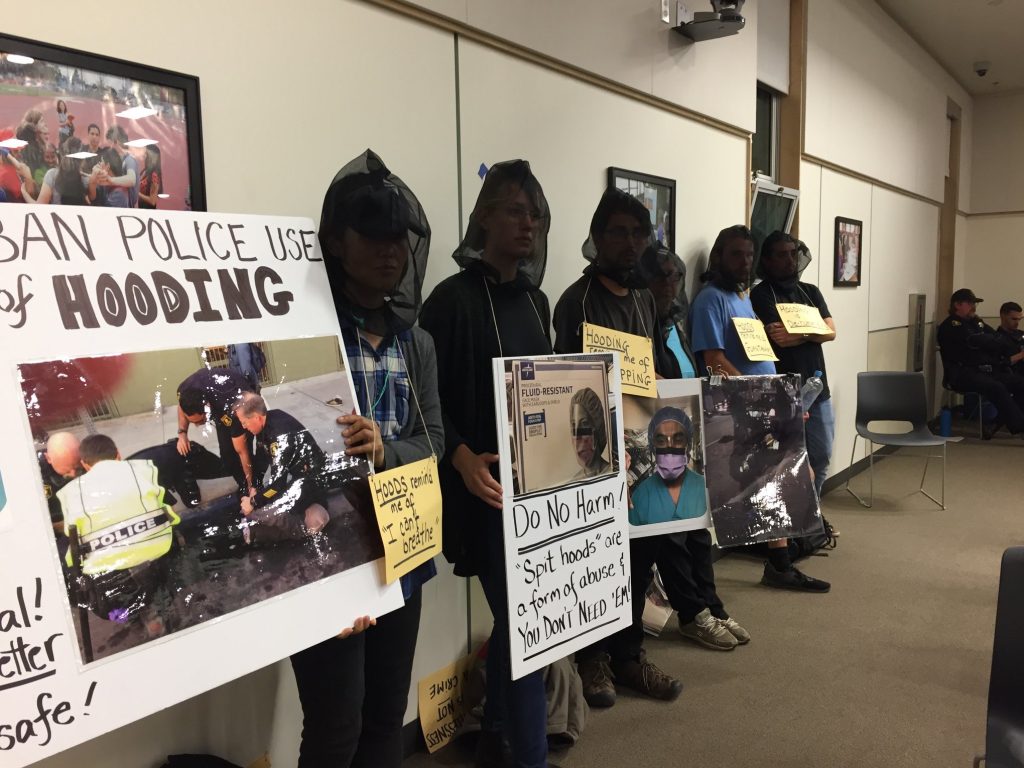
[611,658,683,701]
[577,653,616,708]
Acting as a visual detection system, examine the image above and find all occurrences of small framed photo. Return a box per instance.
[1,33,205,211]
[833,216,862,287]
[608,167,676,251]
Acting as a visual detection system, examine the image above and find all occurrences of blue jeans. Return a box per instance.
[805,397,835,498]
[478,510,548,768]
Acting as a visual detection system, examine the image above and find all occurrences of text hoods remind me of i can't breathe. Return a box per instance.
[0,205,403,767]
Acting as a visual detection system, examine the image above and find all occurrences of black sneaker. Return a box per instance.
[761,562,831,593]
[176,477,202,508]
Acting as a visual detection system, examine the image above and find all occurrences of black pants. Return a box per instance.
[129,440,228,489]
[658,529,727,625]
[951,368,1024,433]
[215,423,249,490]
[290,588,423,768]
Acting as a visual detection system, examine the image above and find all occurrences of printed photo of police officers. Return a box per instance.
[21,337,382,664]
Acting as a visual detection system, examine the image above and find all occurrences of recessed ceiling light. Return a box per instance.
[125,138,158,147]
[115,106,158,120]
[157,193,170,199]
[0,137,28,149]
[7,54,34,65]
[66,151,97,159]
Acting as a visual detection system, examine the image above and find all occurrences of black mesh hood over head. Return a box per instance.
[638,242,688,324]
[453,159,549,289]
[319,149,430,335]
[754,230,812,283]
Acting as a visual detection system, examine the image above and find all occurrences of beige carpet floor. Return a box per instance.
[407,438,1024,767]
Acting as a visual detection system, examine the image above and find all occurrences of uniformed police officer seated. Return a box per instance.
[937,289,1024,439]
[997,301,1024,376]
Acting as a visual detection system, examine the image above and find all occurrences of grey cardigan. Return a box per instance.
[381,326,446,470]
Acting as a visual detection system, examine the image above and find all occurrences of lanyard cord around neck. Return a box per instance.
[482,276,549,358]
[353,329,436,475]
[768,282,816,308]
[581,276,650,338]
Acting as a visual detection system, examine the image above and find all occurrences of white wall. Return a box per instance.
[971,93,1024,213]
[410,0,759,132]
[456,39,749,310]
[805,0,972,205]
[757,0,791,94]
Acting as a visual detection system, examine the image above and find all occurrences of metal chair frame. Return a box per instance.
[844,371,948,510]
[845,434,946,510]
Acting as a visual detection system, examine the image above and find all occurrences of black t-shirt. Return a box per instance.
[178,368,255,437]
[553,271,677,377]
[750,280,832,400]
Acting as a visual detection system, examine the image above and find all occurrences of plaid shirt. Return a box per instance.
[342,327,435,598]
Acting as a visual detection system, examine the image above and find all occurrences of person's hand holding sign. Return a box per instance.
[337,614,376,639]
[338,412,385,469]
[452,444,503,510]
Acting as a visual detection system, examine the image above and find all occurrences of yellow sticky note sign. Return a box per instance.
[418,651,475,753]
[732,317,779,362]
[776,303,829,335]
[370,456,442,583]
[582,322,657,398]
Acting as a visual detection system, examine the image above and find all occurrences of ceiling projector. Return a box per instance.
[674,0,746,42]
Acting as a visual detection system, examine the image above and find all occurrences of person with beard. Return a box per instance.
[554,187,683,707]
[288,149,444,768]
[420,160,555,768]
[938,289,1024,437]
[570,387,611,479]
[750,231,836,500]
[691,225,830,593]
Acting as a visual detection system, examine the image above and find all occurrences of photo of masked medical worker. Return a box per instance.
[622,378,710,537]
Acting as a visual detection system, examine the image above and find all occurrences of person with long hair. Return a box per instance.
[23,136,88,205]
[56,99,75,143]
[420,160,556,768]
[137,145,163,209]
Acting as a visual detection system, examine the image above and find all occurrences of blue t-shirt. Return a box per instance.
[690,284,776,375]
[629,469,707,526]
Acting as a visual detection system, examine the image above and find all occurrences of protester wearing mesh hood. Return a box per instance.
[691,225,830,594]
[420,160,553,768]
[554,187,683,708]
[289,149,445,768]
[629,407,706,525]
[750,231,836,499]
[570,386,611,479]
[639,242,698,378]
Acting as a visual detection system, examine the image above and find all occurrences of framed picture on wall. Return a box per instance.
[833,216,862,287]
[608,167,676,251]
[0,33,205,211]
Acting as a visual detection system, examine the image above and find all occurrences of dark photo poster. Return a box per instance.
[0,206,400,767]
[701,375,823,547]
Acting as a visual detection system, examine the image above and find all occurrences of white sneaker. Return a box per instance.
[678,608,737,651]
[716,616,751,645]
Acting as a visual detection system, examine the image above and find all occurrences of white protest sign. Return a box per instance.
[0,206,402,766]
[493,353,632,680]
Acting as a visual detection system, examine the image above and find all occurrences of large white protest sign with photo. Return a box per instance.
[701,374,823,546]
[0,206,402,766]
[494,353,631,681]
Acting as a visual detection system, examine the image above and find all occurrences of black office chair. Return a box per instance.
[844,371,948,509]
[974,547,1024,767]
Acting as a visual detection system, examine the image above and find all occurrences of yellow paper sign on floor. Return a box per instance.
[419,651,475,753]
[582,322,657,397]
[732,317,779,362]
[370,456,442,583]
[776,303,830,335]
